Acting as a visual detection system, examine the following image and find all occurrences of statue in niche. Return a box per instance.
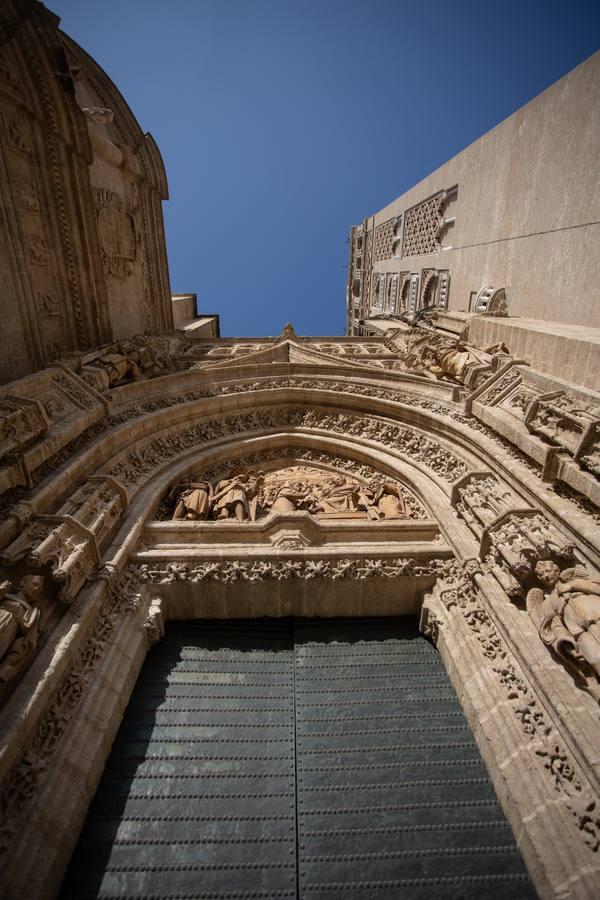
[526,561,600,702]
[0,575,46,682]
[171,480,214,520]
[212,469,264,522]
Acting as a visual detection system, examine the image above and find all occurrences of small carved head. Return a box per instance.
[19,574,45,599]
[534,560,561,589]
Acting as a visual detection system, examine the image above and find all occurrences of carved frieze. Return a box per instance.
[525,391,600,464]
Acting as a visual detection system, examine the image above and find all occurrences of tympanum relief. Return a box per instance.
[168,466,414,522]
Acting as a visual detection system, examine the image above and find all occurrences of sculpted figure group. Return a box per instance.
[171,467,410,522]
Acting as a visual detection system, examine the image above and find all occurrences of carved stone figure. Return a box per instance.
[527,562,600,702]
[365,481,408,519]
[269,480,319,514]
[172,481,213,520]
[0,575,46,682]
[316,475,363,515]
[213,470,263,521]
[82,349,141,390]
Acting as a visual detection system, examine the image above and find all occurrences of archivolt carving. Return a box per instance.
[0,568,143,856]
[436,563,600,854]
[109,407,468,488]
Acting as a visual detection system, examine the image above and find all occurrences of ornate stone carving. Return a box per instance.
[80,336,170,391]
[452,472,518,541]
[527,562,600,703]
[0,575,47,682]
[37,292,60,317]
[373,218,396,261]
[1,477,127,602]
[482,510,575,599]
[93,187,137,280]
[384,326,507,387]
[474,285,508,316]
[402,191,447,257]
[0,568,142,855]
[0,395,49,463]
[136,556,448,585]
[198,450,428,520]
[110,407,467,488]
[525,391,600,463]
[170,465,414,523]
[435,563,600,854]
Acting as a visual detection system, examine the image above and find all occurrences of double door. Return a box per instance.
[61,617,536,899]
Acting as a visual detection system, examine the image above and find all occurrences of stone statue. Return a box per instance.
[365,481,408,519]
[316,475,362,515]
[172,481,214,520]
[0,575,46,683]
[527,561,600,702]
[212,470,263,522]
[270,480,319,514]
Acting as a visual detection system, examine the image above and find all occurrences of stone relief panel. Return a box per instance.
[93,187,138,282]
[166,464,419,523]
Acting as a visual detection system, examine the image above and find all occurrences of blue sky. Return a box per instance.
[51,0,599,337]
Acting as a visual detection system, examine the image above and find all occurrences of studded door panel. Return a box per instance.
[61,617,536,899]
[60,620,297,899]
[294,617,536,900]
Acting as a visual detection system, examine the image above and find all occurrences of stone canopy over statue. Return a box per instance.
[169,466,413,522]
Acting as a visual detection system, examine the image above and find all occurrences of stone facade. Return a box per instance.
[0,9,599,900]
[0,1,174,383]
[347,50,600,337]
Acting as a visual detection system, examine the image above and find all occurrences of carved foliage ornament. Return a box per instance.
[109,406,468,487]
[439,562,600,853]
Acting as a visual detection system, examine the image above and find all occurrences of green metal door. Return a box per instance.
[60,618,536,899]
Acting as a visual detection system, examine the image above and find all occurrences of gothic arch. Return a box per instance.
[1,352,600,898]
